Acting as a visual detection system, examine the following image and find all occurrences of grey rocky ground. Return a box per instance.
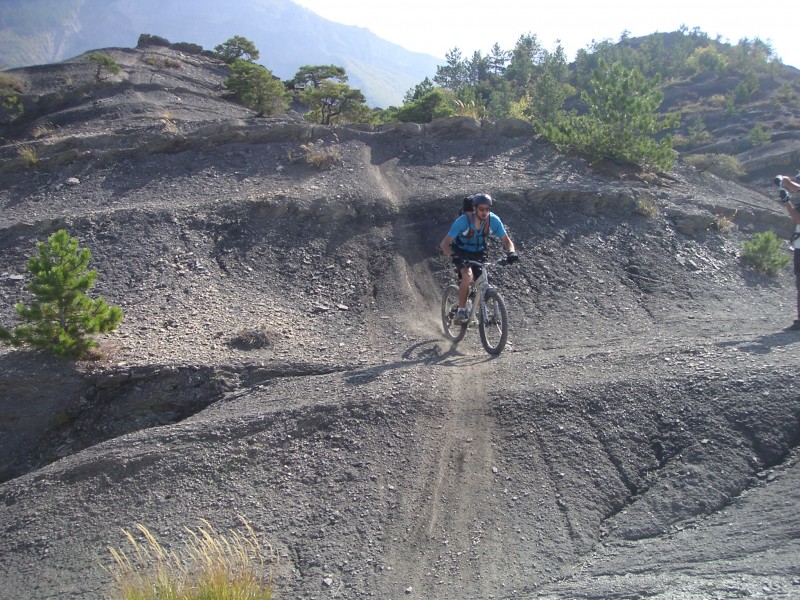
[0,44,799,599]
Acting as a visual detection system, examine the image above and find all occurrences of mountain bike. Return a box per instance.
[441,257,510,355]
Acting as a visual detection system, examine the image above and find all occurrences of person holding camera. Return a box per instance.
[774,174,800,330]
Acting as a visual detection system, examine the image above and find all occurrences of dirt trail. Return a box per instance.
[376,361,508,597]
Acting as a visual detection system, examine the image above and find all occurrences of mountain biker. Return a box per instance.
[775,174,800,330]
[439,192,518,324]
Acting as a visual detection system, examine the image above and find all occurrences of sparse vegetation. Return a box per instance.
[31,121,56,138]
[299,78,370,125]
[223,59,288,116]
[0,71,23,95]
[143,54,182,69]
[160,111,178,133]
[0,230,123,359]
[107,517,274,600]
[713,212,737,233]
[635,197,659,217]
[0,72,25,121]
[16,143,38,166]
[230,324,281,349]
[741,231,791,276]
[85,51,120,81]
[214,35,260,63]
[298,140,342,169]
[749,123,771,146]
[543,60,678,170]
[683,153,746,179]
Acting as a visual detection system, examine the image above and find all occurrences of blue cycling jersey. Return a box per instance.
[448,213,507,253]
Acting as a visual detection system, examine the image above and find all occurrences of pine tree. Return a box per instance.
[544,60,679,170]
[0,230,123,358]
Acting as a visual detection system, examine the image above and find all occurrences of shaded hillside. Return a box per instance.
[0,41,799,600]
[0,0,440,107]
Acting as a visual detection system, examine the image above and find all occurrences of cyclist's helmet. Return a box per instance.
[471,193,493,207]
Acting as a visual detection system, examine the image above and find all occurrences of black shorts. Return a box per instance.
[451,247,486,279]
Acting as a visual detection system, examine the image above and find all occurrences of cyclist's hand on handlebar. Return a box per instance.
[506,251,519,265]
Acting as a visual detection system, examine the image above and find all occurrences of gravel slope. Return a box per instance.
[1,45,799,599]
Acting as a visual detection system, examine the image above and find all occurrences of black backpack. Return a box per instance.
[457,195,489,240]
[459,195,473,215]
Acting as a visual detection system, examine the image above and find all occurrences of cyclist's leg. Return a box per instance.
[458,265,473,307]
[452,249,474,308]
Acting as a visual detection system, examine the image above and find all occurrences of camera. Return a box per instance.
[775,175,795,204]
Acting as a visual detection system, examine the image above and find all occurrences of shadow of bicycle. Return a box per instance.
[343,339,493,385]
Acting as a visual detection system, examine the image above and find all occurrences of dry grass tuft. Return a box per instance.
[230,324,281,350]
[635,197,658,218]
[713,211,737,233]
[161,111,179,133]
[108,516,274,600]
[298,140,341,169]
[31,121,56,139]
[16,144,38,166]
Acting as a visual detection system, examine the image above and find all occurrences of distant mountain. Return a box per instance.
[0,0,440,107]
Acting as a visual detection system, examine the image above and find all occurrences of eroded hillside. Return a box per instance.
[1,44,799,599]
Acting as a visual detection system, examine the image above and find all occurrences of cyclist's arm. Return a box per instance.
[785,202,800,226]
[501,235,515,254]
[440,234,455,257]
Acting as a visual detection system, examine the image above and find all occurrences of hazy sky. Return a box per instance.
[293,0,798,69]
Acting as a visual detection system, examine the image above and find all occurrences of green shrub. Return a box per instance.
[214,35,260,63]
[0,72,25,121]
[741,231,790,276]
[395,89,456,123]
[84,51,120,80]
[543,60,678,170]
[223,59,288,116]
[0,230,123,358]
[749,124,771,146]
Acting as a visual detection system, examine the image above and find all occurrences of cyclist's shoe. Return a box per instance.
[453,308,469,324]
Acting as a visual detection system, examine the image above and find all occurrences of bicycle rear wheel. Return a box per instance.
[479,289,508,355]
[441,284,467,342]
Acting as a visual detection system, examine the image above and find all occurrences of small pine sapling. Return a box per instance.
[0,230,123,358]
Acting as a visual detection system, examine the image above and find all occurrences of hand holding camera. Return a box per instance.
[774,174,800,205]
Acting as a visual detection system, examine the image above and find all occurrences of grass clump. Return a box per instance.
[635,197,658,218]
[713,212,737,233]
[31,121,56,139]
[144,54,182,69]
[683,153,746,180]
[741,231,790,276]
[108,517,274,600]
[230,324,280,349]
[297,140,341,169]
[17,143,38,166]
[161,111,179,133]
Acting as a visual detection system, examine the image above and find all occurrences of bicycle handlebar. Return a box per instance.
[464,258,508,267]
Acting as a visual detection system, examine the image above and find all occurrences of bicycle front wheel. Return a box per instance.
[479,289,509,355]
[441,284,467,342]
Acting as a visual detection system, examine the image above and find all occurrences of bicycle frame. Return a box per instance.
[463,259,503,324]
[441,256,510,355]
